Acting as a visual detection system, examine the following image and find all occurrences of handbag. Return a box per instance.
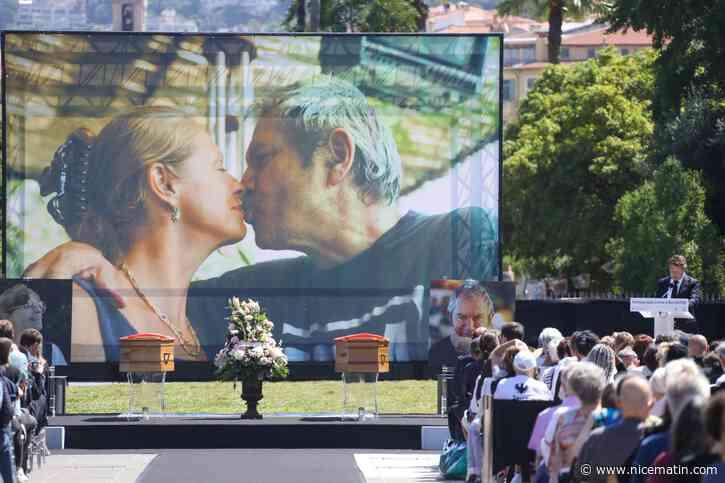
[439,437,468,479]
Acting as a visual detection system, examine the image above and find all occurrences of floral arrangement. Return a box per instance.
[214,297,288,381]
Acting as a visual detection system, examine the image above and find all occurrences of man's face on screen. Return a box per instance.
[452,295,487,337]
[242,116,328,250]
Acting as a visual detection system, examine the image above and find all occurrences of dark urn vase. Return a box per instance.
[241,378,263,419]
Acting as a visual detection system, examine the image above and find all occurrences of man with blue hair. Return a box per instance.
[188,76,498,361]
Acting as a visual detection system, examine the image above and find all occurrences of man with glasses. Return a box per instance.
[429,280,494,377]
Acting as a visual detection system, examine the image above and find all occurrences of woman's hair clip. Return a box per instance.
[40,129,93,227]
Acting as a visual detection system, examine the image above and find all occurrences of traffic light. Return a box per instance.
[121,3,134,31]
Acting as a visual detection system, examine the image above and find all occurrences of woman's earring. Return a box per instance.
[171,207,180,223]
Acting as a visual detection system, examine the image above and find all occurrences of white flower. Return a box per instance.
[228,323,236,332]
[214,350,227,368]
[250,346,264,358]
[231,297,242,312]
[231,349,245,361]
[230,336,240,345]
[268,347,284,360]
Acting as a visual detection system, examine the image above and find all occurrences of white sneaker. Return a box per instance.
[17,468,29,481]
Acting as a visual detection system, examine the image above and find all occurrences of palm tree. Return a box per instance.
[498,0,603,64]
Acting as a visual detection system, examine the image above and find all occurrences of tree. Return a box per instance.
[607,158,725,296]
[502,48,656,287]
[498,0,603,64]
[284,0,426,32]
[604,0,725,236]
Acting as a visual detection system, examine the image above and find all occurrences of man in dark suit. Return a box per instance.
[656,254,701,333]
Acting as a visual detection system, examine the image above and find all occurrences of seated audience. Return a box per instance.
[19,328,49,432]
[0,338,15,483]
[647,396,717,483]
[546,361,606,483]
[571,331,600,361]
[640,344,659,378]
[630,359,711,483]
[714,343,725,386]
[585,344,617,384]
[494,350,552,401]
[461,332,499,483]
[703,352,723,385]
[574,374,653,482]
[619,347,642,373]
[664,343,689,364]
[530,358,579,480]
[537,328,564,376]
[599,336,615,349]
[546,339,576,401]
[688,335,708,367]
[649,367,667,417]
[632,335,654,360]
[702,393,725,483]
[500,322,525,345]
[613,331,635,353]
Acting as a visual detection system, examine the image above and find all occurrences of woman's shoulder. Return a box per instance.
[71,280,104,360]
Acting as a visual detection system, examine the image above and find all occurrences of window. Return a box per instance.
[587,48,597,58]
[560,47,570,60]
[503,79,515,102]
[503,46,536,66]
[526,77,536,91]
[521,46,535,64]
[620,48,630,56]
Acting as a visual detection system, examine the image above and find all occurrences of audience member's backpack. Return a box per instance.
[439,437,467,479]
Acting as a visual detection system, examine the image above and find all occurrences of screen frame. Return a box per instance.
[1,31,504,377]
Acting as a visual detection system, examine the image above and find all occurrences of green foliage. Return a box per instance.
[503,48,657,285]
[664,92,725,237]
[604,0,725,121]
[604,0,725,236]
[607,158,725,296]
[285,0,425,32]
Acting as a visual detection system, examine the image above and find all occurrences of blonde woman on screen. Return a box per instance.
[37,107,246,362]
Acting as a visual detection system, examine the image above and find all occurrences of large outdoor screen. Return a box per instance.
[2,33,502,364]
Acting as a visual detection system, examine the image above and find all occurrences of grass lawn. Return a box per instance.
[67,380,439,414]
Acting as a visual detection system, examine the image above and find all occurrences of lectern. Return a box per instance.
[119,333,175,419]
[335,333,389,420]
[630,298,694,337]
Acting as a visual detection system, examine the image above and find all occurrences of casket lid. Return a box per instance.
[334,333,387,342]
[120,332,175,342]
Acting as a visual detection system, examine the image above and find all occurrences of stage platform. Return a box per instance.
[52,414,449,451]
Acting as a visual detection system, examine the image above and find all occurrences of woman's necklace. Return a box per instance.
[119,262,202,358]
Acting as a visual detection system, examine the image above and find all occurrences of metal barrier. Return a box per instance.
[437,366,456,415]
[482,393,493,483]
[48,372,67,417]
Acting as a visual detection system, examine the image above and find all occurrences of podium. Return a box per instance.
[119,333,175,419]
[630,298,694,337]
[335,333,389,420]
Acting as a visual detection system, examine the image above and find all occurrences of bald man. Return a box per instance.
[573,375,653,482]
